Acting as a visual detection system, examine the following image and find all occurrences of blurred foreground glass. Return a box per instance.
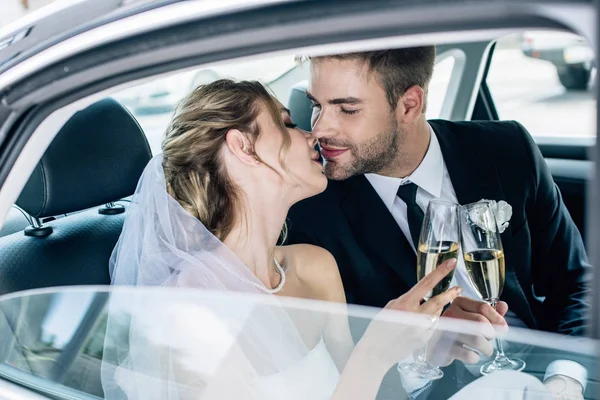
[398,200,460,380]
[0,287,596,399]
[460,200,526,375]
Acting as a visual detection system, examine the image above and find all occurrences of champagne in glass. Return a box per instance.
[417,241,460,300]
[398,200,459,381]
[459,201,525,375]
[464,249,505,303]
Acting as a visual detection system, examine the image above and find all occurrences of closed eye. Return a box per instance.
[285,122,298,129]
[341,108,359,115]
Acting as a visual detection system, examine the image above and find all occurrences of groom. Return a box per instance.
[286,46,591,398]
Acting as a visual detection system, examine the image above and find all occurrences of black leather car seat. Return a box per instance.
[0,97,152,295]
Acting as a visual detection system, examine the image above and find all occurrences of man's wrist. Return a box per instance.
[544,360,587,393]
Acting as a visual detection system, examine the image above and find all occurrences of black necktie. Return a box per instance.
[397,182,425,249]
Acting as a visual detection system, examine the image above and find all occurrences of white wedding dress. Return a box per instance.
[251,336,340,399]
[252,341,553,400]
[102,156,554,400]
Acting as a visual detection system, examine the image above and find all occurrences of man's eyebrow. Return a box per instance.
[328,97,364,105]
[305,90,363,105]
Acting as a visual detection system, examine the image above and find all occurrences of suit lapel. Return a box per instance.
[430,120,536,329]
[431,120,508,230]
[340,176,417,287]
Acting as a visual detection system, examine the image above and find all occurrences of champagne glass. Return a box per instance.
[397,200,460,380]
[459,200,525,375]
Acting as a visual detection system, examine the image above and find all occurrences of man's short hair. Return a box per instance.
[310,46,436,112]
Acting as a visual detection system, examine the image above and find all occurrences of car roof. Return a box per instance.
[0,0,292,74]
[1,0,593,74]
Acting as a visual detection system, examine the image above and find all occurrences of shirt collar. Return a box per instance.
[365,123,444,211]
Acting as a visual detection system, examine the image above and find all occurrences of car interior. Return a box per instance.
[0,97,151,295]
[0,27,595,398]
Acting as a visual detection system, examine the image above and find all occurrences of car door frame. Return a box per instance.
[0,2,597,396]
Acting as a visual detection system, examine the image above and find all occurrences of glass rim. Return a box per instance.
[427,199,459,207]
[461,200,492,207]
[460,200,495,214]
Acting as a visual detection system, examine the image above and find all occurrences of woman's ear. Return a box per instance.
[225,129,260,166]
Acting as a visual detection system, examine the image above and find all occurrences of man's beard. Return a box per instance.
[322,119,400,180]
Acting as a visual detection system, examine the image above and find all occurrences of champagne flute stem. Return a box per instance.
[494,335,506,358]
[489,299,507,359]
[415,343,429,365]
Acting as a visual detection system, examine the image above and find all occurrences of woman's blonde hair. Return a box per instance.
[162,79,291,241]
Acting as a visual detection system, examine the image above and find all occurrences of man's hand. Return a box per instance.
[443,296,508,325]
[544,375,584,400]
[427,297,509,366]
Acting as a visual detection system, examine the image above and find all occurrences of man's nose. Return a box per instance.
[311,108,334,140]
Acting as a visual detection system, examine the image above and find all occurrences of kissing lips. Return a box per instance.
[320,146,348,160]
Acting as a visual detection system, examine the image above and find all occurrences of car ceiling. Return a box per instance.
[0,0,595,78]
[0,0,182,73]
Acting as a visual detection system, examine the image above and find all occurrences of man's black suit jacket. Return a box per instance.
[287,119,590,337]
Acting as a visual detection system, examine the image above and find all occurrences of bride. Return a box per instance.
[101,78,463,399]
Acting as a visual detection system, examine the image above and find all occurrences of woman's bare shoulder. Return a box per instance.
[280,244,345,303]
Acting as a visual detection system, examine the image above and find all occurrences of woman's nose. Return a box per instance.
[304,130,318,147]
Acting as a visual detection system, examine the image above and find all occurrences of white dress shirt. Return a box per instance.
[365,124,481,302]
[364,123,587,394]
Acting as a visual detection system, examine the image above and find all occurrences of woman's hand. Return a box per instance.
[358,258,461,368]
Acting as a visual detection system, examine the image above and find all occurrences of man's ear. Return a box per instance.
[225,129,259,166]
[395,85,425,124]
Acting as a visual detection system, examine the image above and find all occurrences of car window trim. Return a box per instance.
[0,364,100,400]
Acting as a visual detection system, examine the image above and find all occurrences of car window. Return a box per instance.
[0,291,107,398]
[112,55,306,155]
[0,287,597,399]
[486,30,595,139]
[112,51,457,154]
[426,55,456,120]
